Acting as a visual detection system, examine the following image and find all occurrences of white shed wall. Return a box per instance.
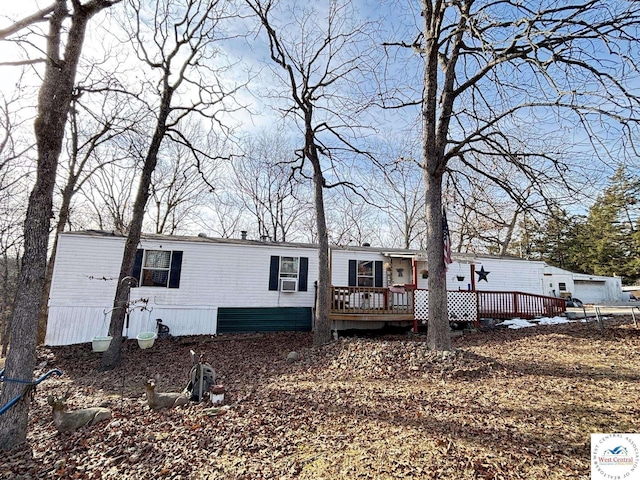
[542,273,575,298]
[573,281,606,304]
[543,266,623,303]
[573,277,623,303]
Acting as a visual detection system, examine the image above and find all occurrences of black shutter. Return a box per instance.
[348,260,357,287]
[269,256,280,291]
[168,251,183,288]
[374,261,383,287]
[298,257,309,291]
[132,249,144,287]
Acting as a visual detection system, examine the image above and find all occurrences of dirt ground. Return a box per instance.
[2,317,639,479]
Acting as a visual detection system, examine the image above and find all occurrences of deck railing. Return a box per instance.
[331,287,566,322]
[477,291,566,319]
[331,286,414,315]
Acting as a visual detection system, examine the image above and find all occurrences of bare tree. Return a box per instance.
[37,87,147,342]
[0,0,122,451]
[443,127,584,255]
[445,172,538,255]
[200,187,246,238]
[377,158,426,249]
[382,0,640,351]
[82,158,139,232]
[101,0,244,369]
[246,0,380,344]
[232,130,313,242]
[0,89,34,356]
[148,121,219,235]
[325,186,382,247]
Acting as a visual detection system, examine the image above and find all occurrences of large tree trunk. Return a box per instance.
[312,158,331,345]
[421,0,454,352]
[424,170,451,351]
[0,0,113,450]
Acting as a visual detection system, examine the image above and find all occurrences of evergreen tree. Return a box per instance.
[580,166,640,283]
[525,209,587,272]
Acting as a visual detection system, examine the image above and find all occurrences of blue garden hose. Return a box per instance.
[0,368,63,416]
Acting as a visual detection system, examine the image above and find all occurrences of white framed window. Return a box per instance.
[279,257,299,292]
[348,259,383,288]
[357,260,374,287]
[268,255,309,292]
[133,249,182,288]
[280,256,299,279]
[142,250,172,287]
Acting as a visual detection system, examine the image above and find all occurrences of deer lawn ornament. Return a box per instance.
[144,378,189,410]
[47,390,111,433]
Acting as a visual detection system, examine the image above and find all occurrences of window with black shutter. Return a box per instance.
[349,260,383,287]
[132,249,183,288]
[269,255,309,291]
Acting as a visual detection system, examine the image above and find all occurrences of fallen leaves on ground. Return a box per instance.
[2,317,639,479]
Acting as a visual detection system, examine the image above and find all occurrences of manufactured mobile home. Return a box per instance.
[45,231,614,346]
[46,231,318,346]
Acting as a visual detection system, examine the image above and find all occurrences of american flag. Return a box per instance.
[442,207,452,270]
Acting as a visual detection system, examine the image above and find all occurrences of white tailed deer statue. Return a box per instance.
[144,378,189,410]
[47,390,111,433]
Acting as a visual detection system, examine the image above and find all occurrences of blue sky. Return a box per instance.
[2,0,639,223]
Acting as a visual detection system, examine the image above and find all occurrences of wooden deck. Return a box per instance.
[329,313,415,322]
[329,286,566,324]
[330,286,414,322]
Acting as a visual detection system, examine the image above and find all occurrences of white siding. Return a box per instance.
[330,249,387,286]
[416,261,429,289]
[471,257,545,295]
[46,233,317,345]
[123,306,217,339]
[46,306,110,346]
[132,239,317,308]
[445,262,474,291]
[329,253,544,295]
[543,266,623,303]
[50,232,622,344]
[45,305,218,346]
[48,235,123,306]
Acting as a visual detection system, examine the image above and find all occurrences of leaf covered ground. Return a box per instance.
[2,317,640,479]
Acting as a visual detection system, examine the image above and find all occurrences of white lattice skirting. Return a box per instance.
[414,290,478,323]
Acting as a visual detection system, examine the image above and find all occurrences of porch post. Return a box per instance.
[412,258,418,286]
[471,264,476,291]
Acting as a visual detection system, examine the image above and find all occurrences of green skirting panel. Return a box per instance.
[217,307,313,334]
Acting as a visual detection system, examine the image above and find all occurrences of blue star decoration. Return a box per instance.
[476,266,490,282]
